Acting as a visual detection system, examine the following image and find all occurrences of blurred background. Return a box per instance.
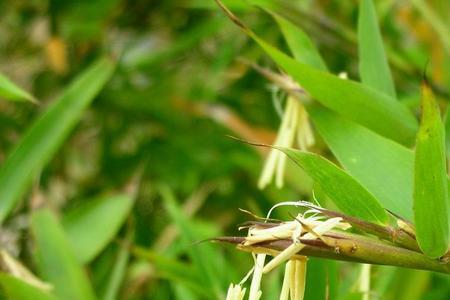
[0,0,449,299]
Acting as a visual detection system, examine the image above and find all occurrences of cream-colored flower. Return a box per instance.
[248,254,265,300]
[225,283,247,300]
[258,96,314,189]
[224,204,351,300]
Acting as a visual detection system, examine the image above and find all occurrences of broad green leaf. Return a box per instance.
[0,58,115,224]
[31,209,97,300]
[215,5,418,144]
[308,106,414,220]
[270,12,328,71]
[62,194,134,264]
[0,274,58,300]
[413,83,449,258]
[358,0,396,98]
[0,73,36,103]
[277,147,388,223]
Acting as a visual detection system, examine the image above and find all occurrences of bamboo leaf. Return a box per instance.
[252,36,417,145]
[410,0,450,54]
[0,274,58,300]
[0,73,36,103]
[132,247,209,298]
[31,209,97,300]
[413,83,449,258]
[99,230,132,300]
[308,106,414,221]
[277,147,388,224]
[444,107,450,158]
[160,185,226,298]
[0,58,115,224]
[62,194,134,264]
[358,0,396,98]
[215,2,418,145]
[266,1,412,220]
[270,12,328,71]
[304,259,338,300]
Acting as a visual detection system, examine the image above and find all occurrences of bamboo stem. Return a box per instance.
[216,234,450,274]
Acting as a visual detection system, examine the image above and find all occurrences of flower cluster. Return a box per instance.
[258,96,314,189]
[225,207,351,299]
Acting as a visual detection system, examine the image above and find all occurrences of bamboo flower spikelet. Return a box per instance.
[258,94,314,189]
[224,204,351,300]
[219,201,450,299]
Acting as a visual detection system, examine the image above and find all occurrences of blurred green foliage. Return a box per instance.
[0,0,449,299]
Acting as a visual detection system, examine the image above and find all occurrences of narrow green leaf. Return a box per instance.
[0,73,36,103]
[266,1,412,220]
[160,185,225,298]
[444,106,450,158]
[253,37,417,145]
[0,274,58,300]
[308,106,414,220]
[0,58,115,224]
[100,237,131,300]
[62,194,134,264]
[133,247,209,298]
[410,0,450,54]
[215,4,418,144]
[278,147,388,224]
[31,209,97,300]
[304,259,338,300]
[270,12,328,71]
[413,83,449,258]
[358,0,396,98]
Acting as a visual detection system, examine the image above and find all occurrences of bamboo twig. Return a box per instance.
[215,233,450,274]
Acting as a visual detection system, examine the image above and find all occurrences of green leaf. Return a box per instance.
[133,247,209,298]
[444,106,450,158]
[308,106,414,220]
[304,259,338,300]
[0,73,36,103]
[358,0,396,98]
[99,231,131,300]
[266,1,412,220]
[277,147,388,223]
[160,185,226,298]
[410,0,450,54]
[413,83,449,258]
[253,37,417,145]
[215,5,418,144]
[0,58,115,224]
[31,209,97,300]
[62,194,134,264]
[270,12,328,71]
[0,274,58,300]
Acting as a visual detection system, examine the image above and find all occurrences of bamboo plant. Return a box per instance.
[215,1,450,299]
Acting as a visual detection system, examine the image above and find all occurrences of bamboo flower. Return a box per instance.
[258,96,314,189]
